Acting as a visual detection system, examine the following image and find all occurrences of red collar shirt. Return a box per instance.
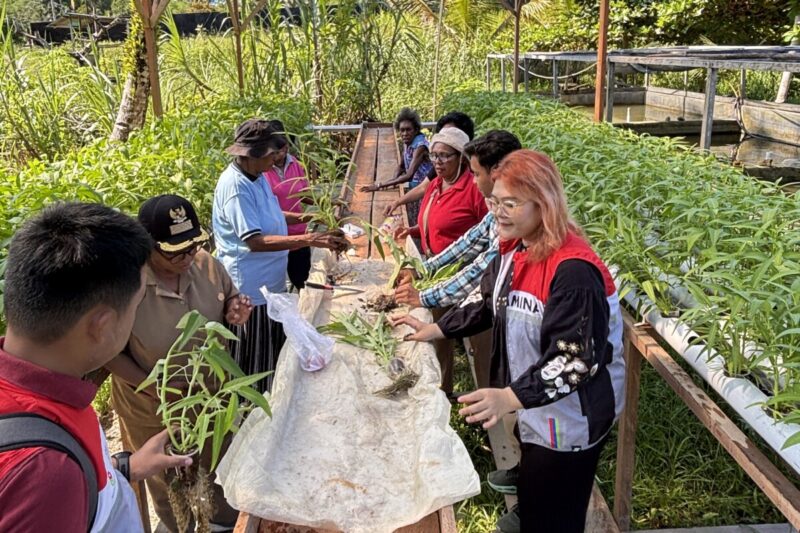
[414,168,488,256]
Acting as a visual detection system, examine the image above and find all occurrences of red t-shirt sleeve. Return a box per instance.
[0,448,88,532]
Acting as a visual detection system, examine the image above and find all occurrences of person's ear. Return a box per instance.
[85,305,115,346]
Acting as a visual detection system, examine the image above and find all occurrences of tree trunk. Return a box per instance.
[110,6,150,142]
[776,15,800,104]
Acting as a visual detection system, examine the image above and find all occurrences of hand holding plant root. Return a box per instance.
[310,229,350,253]
[457,388,523,429]
[394,282,422,307]
[129,429,193,482]
[388,313,444,343]
[137,310,271,533]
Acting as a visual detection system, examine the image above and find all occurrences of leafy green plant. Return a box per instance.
[136,310,270,533]
[137,310,270,466]
[318,310,398,365]
[372,229,461,290]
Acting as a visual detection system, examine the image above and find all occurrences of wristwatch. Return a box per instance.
[112,451,132,482]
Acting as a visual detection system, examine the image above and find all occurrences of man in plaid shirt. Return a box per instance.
[395,130,522,309]
[394,130,522,389]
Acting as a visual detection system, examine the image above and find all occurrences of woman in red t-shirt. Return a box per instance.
[394,126,488,393]
[396,127,488,256]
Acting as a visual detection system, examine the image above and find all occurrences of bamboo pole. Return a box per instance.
[513,0,520,93]
[228,0,245,96]
[593,0,610,123]
[432,0,445,118]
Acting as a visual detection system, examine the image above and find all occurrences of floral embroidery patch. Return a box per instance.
[541,339,591,399]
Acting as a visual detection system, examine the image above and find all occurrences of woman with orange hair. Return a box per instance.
[391,150,626,532]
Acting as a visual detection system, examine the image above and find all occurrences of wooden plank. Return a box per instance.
[604,61,616,122]
[593,0,610,123]
[370,127,402,259]
[613,336,642,531]
[235,508,453,533]
[346,127,379,259]
[586,484,621,533]
[437,506,458,533]
[622,310,800,529]
[614,119,739,136]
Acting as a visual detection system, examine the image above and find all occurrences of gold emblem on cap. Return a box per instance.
[169,206,188,224]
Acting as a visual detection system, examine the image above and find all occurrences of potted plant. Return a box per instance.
[137,310,270,533]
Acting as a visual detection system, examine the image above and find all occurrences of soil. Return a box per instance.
[364,293,398,313]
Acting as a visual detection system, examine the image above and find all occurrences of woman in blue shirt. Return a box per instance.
[213,119,348,392]
[360,107,432,225]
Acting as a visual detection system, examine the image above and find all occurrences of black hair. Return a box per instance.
[463,130,522,169]
[394,107,422,133]
[4,202,153,343]
[267,119,293,150]
[435,111,475,140]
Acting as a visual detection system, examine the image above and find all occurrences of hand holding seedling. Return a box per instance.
[458,388,523,429]
[128,429,192,482]
[393,226,412,241]
[225,294,253,325]
[388,313,444,342]
[383,201,400,217]
[394,282,421,307]
[394,268,417,287]
[310,230,350,252]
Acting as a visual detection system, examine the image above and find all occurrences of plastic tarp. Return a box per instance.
[216,249,480,532]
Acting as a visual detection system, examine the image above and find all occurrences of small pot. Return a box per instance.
[166,444,199,480]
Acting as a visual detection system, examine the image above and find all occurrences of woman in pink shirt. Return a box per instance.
[263,120,312,289]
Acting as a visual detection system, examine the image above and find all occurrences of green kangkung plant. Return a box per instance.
[136,310,270,468]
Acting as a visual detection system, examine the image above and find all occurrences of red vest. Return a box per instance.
[0,374,108,490]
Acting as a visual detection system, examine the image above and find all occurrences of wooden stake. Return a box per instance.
[593,0,610,122]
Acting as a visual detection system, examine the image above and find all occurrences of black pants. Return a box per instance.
[517,435,608,532]
[287,247,311,289]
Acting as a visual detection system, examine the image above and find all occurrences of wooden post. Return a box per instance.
[524,58,529,92]
[593,0,610,122]
[551,60,559,99]
[700,67,718,151]
[486,58,491,91]
[604,61,615,122]
[501,58,507,93]
[136,0,168,119]
[739,68,747,99]
[432,0,445,116]
[613,335,642,531]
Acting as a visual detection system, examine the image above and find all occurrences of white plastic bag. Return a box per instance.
[259,288,333,371]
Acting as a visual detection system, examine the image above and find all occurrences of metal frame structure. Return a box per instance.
[488,45,800,150]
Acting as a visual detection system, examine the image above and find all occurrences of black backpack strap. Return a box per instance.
[0,413,99,532]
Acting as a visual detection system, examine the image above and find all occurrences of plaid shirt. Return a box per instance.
[420,212,498,308]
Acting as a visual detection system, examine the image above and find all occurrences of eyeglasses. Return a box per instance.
[157,243,205,264]
[487,197,529,214]
[430,151,458,163]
